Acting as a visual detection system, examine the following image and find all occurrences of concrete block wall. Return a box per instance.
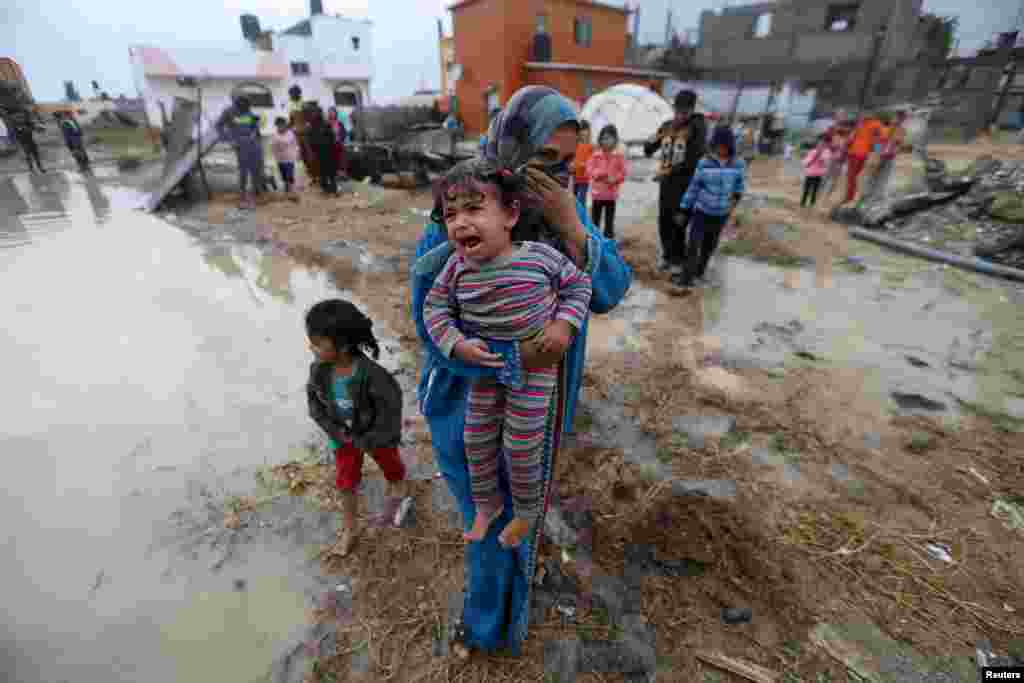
[696,0,922,71]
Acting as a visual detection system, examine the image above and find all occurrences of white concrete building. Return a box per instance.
[129,1,373,134]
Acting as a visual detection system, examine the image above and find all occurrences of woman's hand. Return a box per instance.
[453,339,504,368]
[523,167,588,266]
[520,333,565,370]
[537,320,574,356]
[524,167,578,229]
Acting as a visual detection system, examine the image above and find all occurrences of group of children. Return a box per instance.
[797,110,909,210]
[220,95,352,209]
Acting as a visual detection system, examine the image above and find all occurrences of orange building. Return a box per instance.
[449,0,669,134]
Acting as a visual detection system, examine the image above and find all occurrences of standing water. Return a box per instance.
[0,170,394,682]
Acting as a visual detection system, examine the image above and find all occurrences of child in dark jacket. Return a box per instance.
[306,299,409,557]
[675,125,746,289]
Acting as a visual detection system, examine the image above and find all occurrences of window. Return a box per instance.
[536,13,547,34]
[351,36,360,51]
[233,83,274,108]
[825,4,859,32]
[334,90,359,108]
[290,62,311,76]
[753,13,772,38]
[574,17,592,47]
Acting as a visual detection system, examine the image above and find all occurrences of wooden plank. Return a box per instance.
[696,650,778,683]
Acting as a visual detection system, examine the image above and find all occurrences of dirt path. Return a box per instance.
[182,150,1024,681]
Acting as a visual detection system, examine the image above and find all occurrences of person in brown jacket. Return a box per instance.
[287,85,319,186]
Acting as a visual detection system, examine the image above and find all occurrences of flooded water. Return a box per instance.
[0,170,400,683]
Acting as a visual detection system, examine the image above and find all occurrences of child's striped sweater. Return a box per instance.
[423,241,593,359]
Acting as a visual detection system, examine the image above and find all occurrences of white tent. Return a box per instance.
[580,84,673,145]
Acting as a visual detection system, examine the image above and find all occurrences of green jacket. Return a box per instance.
[306,356,403,451]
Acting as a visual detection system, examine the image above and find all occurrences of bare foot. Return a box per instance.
[463,505,503,542]
[498,518,531,548]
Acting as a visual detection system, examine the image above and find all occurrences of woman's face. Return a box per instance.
[599,135,615,150]
[527,123,577,187]
[443,183,520,264]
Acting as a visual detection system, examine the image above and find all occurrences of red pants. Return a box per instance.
[845,155,867,203]
[335,442,406,492]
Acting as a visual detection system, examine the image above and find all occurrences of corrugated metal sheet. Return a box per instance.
[131,45,289,80]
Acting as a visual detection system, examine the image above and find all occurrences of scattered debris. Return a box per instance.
[924,543,954,564]
[696,650,778,683]
[991,498,1024,534]
[722,607,753,624]
[890,391,947,413]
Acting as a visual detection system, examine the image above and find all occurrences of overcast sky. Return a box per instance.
[2,0,1019,103]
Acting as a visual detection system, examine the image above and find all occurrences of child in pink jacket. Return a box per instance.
[586,124,628,238]
[800,134,832,208]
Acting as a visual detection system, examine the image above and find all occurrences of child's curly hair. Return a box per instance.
[430,158,569,252]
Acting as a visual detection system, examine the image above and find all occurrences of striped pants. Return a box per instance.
[465,366,558,523]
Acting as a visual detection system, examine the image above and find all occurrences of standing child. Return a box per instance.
[306,299,410,557]
[800,134,832,208]
[572,121,594,205]
[308,107,339,195]
[422,159,593,548]
[586,124,628,239]
[271,117,300,201]
[676,125,746,289]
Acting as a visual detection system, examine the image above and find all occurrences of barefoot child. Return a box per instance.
[422,159,593,548]
[306,300,408,557]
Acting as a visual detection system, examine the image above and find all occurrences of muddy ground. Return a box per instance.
[8,135,1021,682]
[141,138,1024,682]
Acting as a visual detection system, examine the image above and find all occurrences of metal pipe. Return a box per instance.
[848,227,1024,283]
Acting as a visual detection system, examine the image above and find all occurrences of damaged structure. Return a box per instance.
[129,0,373,134]
[688,0,1023,138]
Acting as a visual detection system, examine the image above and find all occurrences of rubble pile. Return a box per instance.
[834,156,1024,270]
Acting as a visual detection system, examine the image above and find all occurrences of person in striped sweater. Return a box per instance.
[423,159,593,548]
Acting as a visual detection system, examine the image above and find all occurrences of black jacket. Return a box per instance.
[644,112,707,204]
[307,356,403,451]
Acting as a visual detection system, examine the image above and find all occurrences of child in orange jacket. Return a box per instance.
[572,120,594,205]
[586,124,628,238]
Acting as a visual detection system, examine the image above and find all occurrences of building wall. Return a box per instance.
[696,0,924,72]
[130,14,372,133]
[453,0,632,134]
[134,73,369,134]
[311,15,374,81]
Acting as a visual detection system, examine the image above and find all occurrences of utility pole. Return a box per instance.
[195,78,210,200]
[729,83,744,124]
[986,26,1020,129]
[857,6,896,116]
[665,9,672,46]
